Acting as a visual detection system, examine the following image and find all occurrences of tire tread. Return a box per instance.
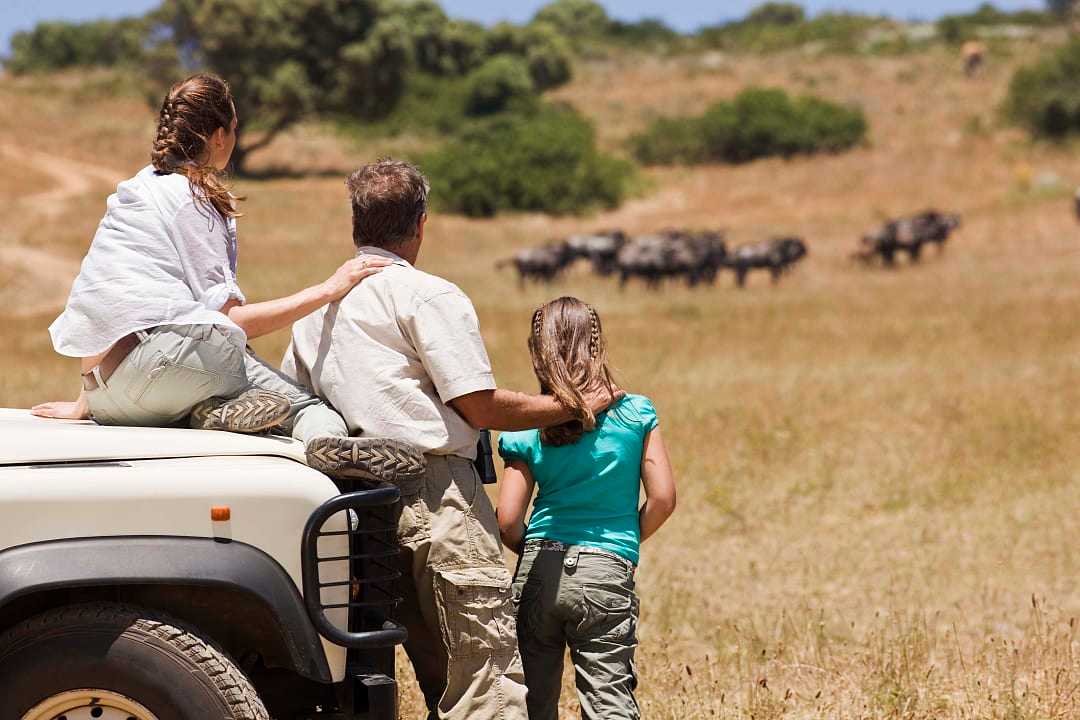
[0,601,269,720]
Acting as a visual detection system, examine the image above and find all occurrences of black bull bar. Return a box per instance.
[301,483,408,650]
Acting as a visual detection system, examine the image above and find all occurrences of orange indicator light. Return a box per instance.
[210,506,231,522]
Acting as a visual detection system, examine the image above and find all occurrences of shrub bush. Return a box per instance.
[1004,38,1080,139]
[937,3,1050,44]
[6,18,148,73]
[745,2,806,26]
[485,22,573,91]
[696,8,884,54]
[631,87,867,165]
[423,104,635,217]
[606,18,681,48]
[532,0,611,41]
[465,55,535,116]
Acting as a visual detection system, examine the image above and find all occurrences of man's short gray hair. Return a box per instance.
[346,159,430,249]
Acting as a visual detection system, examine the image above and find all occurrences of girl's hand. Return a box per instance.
[321,254,393,302]
[31,396,90,420]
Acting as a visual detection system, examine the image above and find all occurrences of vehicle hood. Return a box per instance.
[0,408,307,466]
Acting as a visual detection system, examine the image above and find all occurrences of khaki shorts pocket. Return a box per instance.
[435,566,517,658]
[132,361,225,417]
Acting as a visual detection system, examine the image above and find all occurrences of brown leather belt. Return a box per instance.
[81,332,143,391]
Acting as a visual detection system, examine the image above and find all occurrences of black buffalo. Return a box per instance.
[564,230,627,276]
[496,242,575,286]
[614,230,728,288]
[726,236,808,288]
[855,210,961,266]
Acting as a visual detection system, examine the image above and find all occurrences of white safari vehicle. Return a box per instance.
[0,409,406,720]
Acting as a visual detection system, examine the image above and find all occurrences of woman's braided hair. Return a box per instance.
[151,73,241,220]
[528,297,618,446]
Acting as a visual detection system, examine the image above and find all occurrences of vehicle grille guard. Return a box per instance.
[301,483,408,649]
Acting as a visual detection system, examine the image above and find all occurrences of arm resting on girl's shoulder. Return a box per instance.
[497,460,535,555]
[639,427,676,543]
[224,254,392,339]
[450,387,624,432]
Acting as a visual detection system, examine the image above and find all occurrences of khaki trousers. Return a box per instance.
[394,454,527,720]
[85,324,347,443]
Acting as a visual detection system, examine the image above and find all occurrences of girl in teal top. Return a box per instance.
[497,296,676,720]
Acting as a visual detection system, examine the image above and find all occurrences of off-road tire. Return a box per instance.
[0,602,268,720]
[189,388,291,433]
[306,435,427,482]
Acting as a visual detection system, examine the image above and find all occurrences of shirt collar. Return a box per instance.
[357,245,412,268]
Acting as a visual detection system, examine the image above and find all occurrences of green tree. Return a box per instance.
[745,2,806,26]
[532,0,611,40]
[485,22,573,91]
[464,55,535,116]
[6,18,149,73]
[424,104,634,217]
[1004,38,1080,138]
[155,0,499,169]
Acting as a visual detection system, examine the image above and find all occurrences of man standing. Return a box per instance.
[282,159,614,720]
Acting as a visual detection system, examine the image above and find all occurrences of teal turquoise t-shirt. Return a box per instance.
[497,394,658,564]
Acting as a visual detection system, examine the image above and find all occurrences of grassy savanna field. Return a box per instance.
[3,38,1080,719]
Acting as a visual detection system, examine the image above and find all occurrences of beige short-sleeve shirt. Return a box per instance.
[282,247,495,459]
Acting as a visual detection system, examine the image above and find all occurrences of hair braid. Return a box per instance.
[149,74,241,220]
[529,297,618,447]
[587,305,601,359]
[151,97,178,171]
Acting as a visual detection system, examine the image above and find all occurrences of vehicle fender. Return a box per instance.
[0,536,332,683]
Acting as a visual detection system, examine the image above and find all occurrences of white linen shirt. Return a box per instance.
[282,247,496,459]
[49,165,246,357]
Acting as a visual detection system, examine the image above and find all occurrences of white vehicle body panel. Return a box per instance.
[0,409,350,681]
[0,409,308,466]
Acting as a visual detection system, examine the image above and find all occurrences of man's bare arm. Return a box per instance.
[450,387,623,431]
[450,389,572,431]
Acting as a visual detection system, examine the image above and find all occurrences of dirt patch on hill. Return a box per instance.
[0,143,121,318]
[0,143,121,216]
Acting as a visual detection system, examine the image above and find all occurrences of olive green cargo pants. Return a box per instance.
[393,454,527,720]
[512,541,641,720]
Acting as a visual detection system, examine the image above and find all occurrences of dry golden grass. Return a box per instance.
[3,39,1080,718]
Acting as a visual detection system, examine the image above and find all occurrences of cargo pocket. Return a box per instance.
[435,566,517,659]
[397,492,431,547]
[133,360,225,418]
[578,583,635,639]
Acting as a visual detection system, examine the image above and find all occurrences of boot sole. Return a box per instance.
[306,436,427,482]
[190,390,291,434]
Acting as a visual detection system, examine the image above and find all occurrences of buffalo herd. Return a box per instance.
[497,209,961,289]
[498,229,808,289]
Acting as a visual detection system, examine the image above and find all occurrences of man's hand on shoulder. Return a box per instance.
[585,386,624,416]
[449,386,624,433]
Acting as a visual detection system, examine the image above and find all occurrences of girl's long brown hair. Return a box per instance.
[529,297,618,446]
[151,73,241,220]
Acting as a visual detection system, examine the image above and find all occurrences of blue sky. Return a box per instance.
[1,0,1047,54]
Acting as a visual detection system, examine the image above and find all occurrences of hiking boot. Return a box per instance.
[190,389,291,434]
[306,435,426,483]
